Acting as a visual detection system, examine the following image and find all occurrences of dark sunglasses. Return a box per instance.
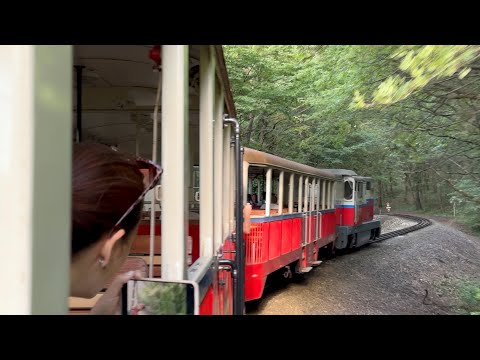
[112,158,162,232]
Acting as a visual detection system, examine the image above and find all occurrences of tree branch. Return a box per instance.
[433,168,480,204]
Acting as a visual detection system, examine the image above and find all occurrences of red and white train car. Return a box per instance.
[240,151,381,302]
[242,148,339,301]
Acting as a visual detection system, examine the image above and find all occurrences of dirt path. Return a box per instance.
[248,215,480,315]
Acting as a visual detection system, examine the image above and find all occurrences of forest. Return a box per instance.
[224,45,480,234]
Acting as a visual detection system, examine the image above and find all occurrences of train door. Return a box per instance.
[354,179,364,225]
[342,176,354,227]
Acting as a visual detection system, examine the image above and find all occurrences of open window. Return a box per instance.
[356,182,364,200]
[191,166,200,211]
[247,165,266,210]
[344,180,353,200]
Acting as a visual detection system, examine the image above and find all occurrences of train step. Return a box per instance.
[311,260,323,266]
[299,266,313,273]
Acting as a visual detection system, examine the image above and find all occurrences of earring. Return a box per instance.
[99,258,106,268]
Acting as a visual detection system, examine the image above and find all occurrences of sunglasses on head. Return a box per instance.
[112,158,162,232]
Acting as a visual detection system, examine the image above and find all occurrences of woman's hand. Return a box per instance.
[90,270,142,315]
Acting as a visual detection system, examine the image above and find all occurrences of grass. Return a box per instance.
[458,281,480,315]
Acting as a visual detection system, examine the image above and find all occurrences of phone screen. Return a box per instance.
[122,279,197,315]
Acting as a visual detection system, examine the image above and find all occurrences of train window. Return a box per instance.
[358,182,364,199]
[321,179,326,209]
[193,166,200,189]
[190,166,200,211]
[247,165,266,207]
[304,177,310,211]
[330,181,335,208]
[272,170,280,199]
[317,179,322,210]
[344,180,353,200]
[270,169,282,215]
[314,179,320,211]
[297,175,304,212]
[287,173,294,213]
[328,181,334,209]
[366,181,371,190]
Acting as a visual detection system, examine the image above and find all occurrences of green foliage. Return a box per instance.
[224,45,397,172]
[352,45,480,107]
[449,180,480,233]
[459,281,480,314]
[224,45,480,233]
[137,282,187,315]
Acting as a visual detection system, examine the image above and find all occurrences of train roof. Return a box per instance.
[352,176,374,182]
[244,147,337,179]
[319,169,358,176]
[213,46,236,118]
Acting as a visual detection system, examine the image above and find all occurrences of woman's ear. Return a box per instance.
[99,229,126,267]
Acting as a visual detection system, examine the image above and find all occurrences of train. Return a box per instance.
[241,148,381,302]
[0,45,380,315]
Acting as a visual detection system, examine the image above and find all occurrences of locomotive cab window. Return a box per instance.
[344,180,353,200]
[357,182,364,199]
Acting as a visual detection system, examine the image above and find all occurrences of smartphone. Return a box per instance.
[122,278,199,315]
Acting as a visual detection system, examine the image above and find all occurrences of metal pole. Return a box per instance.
[265,168,272,217]
[278,171,284,215]
[199,46,215,258]
[74,65,84,142]
[0,46,72,314]
[214,90,224,253]
[288,173,294,214]
[224,117,244,315]
[161,46,188,280]
[149,71,161,278]
[135,125,140,157]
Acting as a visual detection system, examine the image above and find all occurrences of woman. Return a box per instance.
[70,143,161,315]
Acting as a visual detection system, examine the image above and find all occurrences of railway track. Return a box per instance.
[371,213,432,244]
[246,214,433,312]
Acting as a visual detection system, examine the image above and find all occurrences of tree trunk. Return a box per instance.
[259,117,267,147]
[404,173,410,204]
[378,180,383,209]
[244,114,255,147]
[437,182,444,210]
[407,173,414,204]
[415,182,423,210]
[389,173,394,198]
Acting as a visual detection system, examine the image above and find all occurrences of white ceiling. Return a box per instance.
[74,45,160,89]
[73,45,201,158]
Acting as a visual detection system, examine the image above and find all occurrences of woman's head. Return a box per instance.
[70,143,146,298]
